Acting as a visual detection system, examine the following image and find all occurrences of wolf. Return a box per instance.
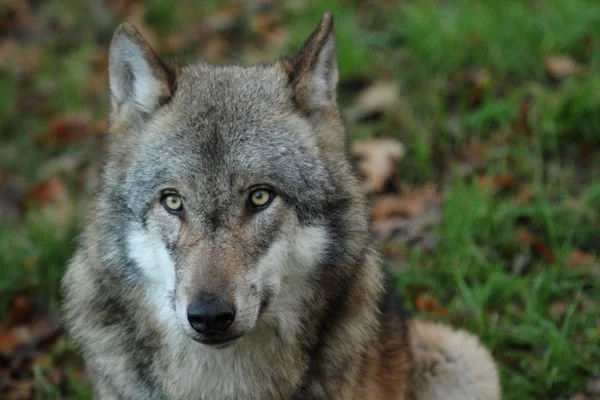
[62,13,501,400]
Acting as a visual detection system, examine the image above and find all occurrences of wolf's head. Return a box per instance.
[98,14,369,347]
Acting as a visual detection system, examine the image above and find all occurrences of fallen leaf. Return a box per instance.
[346,81,399,122]
[545,55,577,79]
[251,14,286,46]
[516,185,533,203]
[511,99,533,137]
[517,228,555,264]
[24,178,73,230]
[379,244,406,261]
[25,178,65,206]
[415,294,448,317]
[371,184,441,219]
[201,35,230,61]
[371,184,442,251]
[549,301,568,321]
[0,0,35,38]
[0,295,65,399]
[37,112,92,147]
[0,326,30,356]
[567,249,595,269]
[352,138,405,193]
[459,67,492,106]
[3,295,35,327]
[476,173,518,191]
[372,215,439,247]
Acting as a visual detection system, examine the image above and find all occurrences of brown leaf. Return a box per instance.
[567,249,596,272]
[352,138,405,193]
[511,100,533,137]
[460,67,492,106]
[371,184,441,220]
[545,55,577,79]
[251,14,286,46]
[3,295,35,327]
[0,326,30,356]
[37,112,92,147]
[476,173,518,190]
[415,294,448,317]
[549,301,568,321]
[379,244,406,261]
[371,185,442,249]
[346,81,400,122]
[516,185,533,204]
[24,178,73,230]
[517,229,555,264]
[0,0,35,38]
[25,178,65,206]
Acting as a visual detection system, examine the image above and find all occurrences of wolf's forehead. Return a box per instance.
[136,63,328,191]
[175,63,290,112]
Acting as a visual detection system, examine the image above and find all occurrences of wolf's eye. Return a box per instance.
[249,189,274,210]
[162,193,183,214]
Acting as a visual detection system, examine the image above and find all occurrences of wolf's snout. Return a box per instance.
[187,294,236,334]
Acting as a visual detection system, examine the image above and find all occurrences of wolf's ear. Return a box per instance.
[282,13,338,112]
[109,22,177,122]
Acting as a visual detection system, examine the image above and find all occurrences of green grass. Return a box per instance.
[0,0,599,398]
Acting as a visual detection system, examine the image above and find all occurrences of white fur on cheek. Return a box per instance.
[290,225,329,269]
[127,228,176,325]
[258,225,329,342]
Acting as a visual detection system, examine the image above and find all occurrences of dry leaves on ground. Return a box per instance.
[517,228,556,264]
[545,55,578,79]
[24,177,74,231]
[346,81,400,122]
[351,137,443,255]
[414,294,448,318]
[370,184,443,252]
[352,138,405,193]
[36,113,93,147]
[0,295,73,400]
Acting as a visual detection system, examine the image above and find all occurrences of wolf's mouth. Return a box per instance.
[193,334,243,348]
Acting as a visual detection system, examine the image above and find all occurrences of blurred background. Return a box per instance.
[0,0,599,398]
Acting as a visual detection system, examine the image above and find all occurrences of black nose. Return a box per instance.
[187,295,235,334]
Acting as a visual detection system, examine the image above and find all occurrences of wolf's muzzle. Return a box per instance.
[187,294,236,334]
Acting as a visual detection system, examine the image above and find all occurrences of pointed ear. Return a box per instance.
[108,22,178,122]
[282,13,338,113]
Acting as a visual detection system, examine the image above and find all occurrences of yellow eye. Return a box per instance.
[249,189,273,209]
[162,193,183,213]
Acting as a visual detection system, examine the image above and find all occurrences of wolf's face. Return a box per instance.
[101,17,363,346]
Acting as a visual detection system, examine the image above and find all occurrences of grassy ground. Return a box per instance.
[1,0,599,398]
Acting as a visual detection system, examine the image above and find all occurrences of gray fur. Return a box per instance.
[63,14,500,400]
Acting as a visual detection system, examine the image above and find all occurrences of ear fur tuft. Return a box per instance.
[109,22,178,122]
[282,13,339,112]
